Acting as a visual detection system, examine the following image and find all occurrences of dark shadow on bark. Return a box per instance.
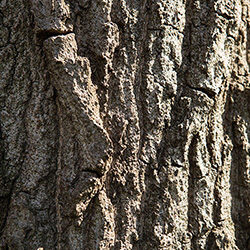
[187,133,199,249]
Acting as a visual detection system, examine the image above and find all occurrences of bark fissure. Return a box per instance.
[55,97,62,250]
[136,0,149,161]
[185,84,216,100]
[37,31,73,42]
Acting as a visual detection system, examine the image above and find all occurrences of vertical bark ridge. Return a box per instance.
[0,0,249,249]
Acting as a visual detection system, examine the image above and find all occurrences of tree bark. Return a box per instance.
[0,0,249,249]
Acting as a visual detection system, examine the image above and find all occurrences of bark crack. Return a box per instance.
[137,0,149,160]
[37,30,73,42]
[55,97,62,250]
[186,84,216,99]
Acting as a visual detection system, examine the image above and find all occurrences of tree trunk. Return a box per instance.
[0,0,249,249]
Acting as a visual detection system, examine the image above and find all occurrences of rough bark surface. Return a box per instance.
[0,0,249,249]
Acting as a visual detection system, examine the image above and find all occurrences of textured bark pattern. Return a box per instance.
[0,0,249,249]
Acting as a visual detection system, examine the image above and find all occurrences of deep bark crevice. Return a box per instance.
[37,30,73,42]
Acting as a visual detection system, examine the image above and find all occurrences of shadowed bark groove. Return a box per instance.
[0,0,249,249]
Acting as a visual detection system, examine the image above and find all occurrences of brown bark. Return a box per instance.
[0,0,249,249]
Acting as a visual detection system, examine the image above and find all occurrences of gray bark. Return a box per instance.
[0,0,249,249]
